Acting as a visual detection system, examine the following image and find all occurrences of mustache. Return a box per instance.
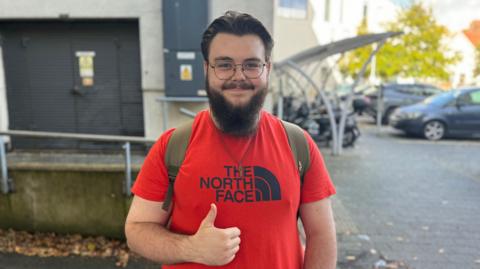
[222,81,255,90]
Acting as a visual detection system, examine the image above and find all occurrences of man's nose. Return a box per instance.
[231,64,247,81]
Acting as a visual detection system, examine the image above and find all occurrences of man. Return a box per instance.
[125,11,337,269]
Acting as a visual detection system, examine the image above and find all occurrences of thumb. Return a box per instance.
[200,203,217,228]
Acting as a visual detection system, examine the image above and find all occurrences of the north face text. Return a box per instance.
[199,165,281,203]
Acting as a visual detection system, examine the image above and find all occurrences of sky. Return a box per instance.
[393,0,480,31]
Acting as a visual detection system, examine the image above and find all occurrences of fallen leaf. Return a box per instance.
[0,228,133,267]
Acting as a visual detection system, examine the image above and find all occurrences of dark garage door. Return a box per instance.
[0,21,144,149]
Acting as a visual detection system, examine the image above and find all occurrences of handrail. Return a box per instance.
[0,130,156,143]
[0,130,157,195]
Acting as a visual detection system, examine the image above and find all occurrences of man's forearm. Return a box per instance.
[303,234,337,269]
[125,222,198,265]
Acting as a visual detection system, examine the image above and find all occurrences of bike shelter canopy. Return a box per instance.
[273,32,402,155]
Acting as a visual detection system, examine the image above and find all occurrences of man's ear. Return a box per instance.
[265,61,272,76]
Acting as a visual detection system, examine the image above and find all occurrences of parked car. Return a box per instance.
[364,83,444,124]
[335,84,373,115]
[389,87,480,140]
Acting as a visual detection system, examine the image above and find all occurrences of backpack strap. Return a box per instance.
[281,120,310,184]
[162,121,193,211]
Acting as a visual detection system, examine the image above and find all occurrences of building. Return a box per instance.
[0,0,401,148]
[449,20,480,87]
[0,0,275,148]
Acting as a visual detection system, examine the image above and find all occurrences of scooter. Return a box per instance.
[279,96,360,147]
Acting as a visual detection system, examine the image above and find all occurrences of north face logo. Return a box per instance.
[199,166,282,203]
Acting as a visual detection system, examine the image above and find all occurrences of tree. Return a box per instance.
[340,2,460,81]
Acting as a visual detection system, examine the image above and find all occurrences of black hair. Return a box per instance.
[201,10,274,62]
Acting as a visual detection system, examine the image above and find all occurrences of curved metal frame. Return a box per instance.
[285,60,340,155]
[273,32,402,155]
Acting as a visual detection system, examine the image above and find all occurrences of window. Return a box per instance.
[422,86,442,97]
[395,86,417,95]
[457,92,476,105]
[469,90,480,105]
[278,0,307,19]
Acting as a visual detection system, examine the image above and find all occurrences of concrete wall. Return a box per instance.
[0,166,138,238]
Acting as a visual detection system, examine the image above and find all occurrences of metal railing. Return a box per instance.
[0,130,156,195]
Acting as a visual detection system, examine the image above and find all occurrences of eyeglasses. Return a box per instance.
[209,60,266,80]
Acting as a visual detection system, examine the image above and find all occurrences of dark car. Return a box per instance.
[365,83,444,124]
[335,84,373,115]
[389,87,480,140]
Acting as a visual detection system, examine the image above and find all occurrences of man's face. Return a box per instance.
[205,33,271,109]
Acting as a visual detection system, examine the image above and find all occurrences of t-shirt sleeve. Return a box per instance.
[131,129,175,202]
[300,131,336,203]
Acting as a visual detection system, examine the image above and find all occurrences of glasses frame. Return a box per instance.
[209,60,267,80]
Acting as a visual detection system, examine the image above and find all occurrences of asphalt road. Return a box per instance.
[326,118,480,269]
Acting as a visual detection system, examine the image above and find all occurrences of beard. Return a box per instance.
[206,75,267,137]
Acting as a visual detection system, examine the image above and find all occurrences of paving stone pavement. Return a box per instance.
[2,118,480,269]
[325,119,480,269]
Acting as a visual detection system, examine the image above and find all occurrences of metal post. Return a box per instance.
[338,40,386,154]
[0,136,9,194]
[277,76,284,120]
[285,61,340,155]
[179,107,197,118]
[376,86,383,132]
[123,142,132,196]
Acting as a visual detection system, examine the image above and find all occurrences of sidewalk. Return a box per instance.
[0,252,158,269]
[0,201,407,269]
[333,196,409,269]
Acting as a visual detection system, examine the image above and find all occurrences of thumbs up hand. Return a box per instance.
[188,204,241,266]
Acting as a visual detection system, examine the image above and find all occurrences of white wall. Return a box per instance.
[273,0,318,61]
[449,33,476,87]
[312,0,399,45]
[209,0,274,34]
[0,45,9,142]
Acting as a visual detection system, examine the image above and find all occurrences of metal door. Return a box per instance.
[1,21,144,149]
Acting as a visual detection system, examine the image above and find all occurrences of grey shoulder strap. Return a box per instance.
[162,120,193,211]
[281,120,311,184]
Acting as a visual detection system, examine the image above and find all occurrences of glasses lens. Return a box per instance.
[243,61,264,79]
[213,61,233,80]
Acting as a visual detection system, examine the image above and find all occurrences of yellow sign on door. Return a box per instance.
[76,51,95,86]
[180,64,193,81]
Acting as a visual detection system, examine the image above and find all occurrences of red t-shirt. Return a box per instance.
[132,110,336,269]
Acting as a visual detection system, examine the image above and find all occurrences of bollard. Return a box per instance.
[0,136,10,194]
[123,142,132,196]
